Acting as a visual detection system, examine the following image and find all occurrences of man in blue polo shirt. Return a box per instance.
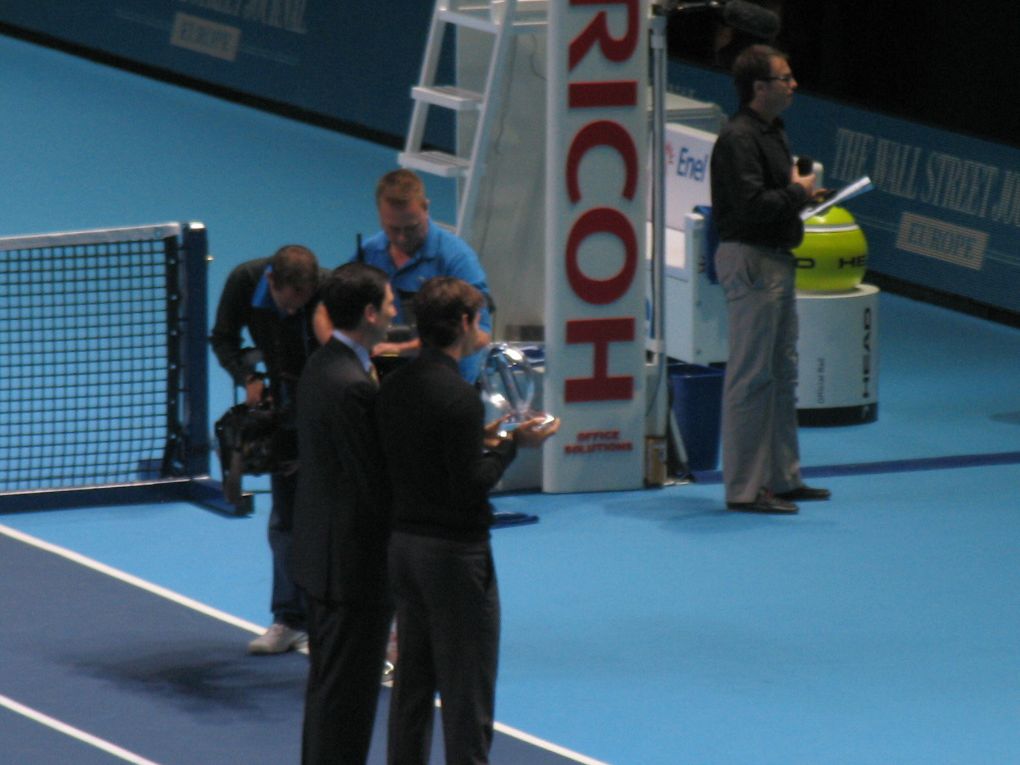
[349,168,493,384]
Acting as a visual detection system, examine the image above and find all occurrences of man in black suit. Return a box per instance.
[290,262,397,764]
[377,277,559,765]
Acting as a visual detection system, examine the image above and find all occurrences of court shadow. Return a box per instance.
[599,489,840,535]
[67,642,307,721]
[990,411,1020,425]
[601,493,786,534]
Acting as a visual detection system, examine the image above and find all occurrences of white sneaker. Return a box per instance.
[247,623,308,655]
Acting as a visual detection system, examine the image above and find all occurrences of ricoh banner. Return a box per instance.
[0,0,442,142]
[669,61,1020,316]
[544,0,648,493]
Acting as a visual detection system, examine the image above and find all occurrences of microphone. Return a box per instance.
[796,156,814,177]
[722,0,780,40]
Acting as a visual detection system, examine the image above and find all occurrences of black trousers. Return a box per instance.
[387,532,500,765]
[302,594,393,765]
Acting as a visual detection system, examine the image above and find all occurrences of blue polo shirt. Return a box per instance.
[251,265,277,311]
[353,219,492,383]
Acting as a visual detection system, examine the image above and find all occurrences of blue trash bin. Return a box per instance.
[668,362,724,471]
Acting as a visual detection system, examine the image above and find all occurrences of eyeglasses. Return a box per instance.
[761,75,795,84]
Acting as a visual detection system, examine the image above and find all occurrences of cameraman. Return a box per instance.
[210,244,327,654]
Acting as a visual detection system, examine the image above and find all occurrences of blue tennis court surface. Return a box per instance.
[3,28,1020,765]
[4,452,1020,764]
[0,526,602,764]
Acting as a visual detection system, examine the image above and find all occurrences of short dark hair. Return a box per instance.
[269,245,319,291]
[321,262,389,331]
[414,277,485,350]
[732,44,787,105]
[375,168,427,209]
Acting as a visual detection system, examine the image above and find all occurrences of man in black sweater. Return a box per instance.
[376,277,559,764]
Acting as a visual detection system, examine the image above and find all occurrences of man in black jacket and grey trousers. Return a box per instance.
[377,277,559,765]
[710,44,830,515]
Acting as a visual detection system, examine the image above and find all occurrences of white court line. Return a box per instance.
[0,522,265,636]
[493,721,612,765]
[0,523,611,765]
[0,693,161,765]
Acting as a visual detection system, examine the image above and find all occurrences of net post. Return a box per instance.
[179,223,211,478]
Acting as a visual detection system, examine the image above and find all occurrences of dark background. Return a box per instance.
[668,0,1020,148]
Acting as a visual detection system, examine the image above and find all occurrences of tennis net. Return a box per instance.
[0,222,225,512]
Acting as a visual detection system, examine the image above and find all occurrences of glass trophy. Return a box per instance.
[480,343,555,437]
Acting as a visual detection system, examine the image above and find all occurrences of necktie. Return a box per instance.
[368,363,380,385]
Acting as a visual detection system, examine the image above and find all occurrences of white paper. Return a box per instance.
[801,176,874,221]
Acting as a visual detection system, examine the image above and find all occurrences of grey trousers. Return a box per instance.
[715,242,804,503]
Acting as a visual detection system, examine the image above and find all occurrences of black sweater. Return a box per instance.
[376,348,517,542]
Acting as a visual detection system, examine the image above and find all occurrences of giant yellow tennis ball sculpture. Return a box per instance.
[793,206,868,292]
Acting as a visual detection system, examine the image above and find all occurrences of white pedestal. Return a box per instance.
[796,284,879,426]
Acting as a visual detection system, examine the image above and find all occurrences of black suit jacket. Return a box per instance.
[290,338,390,604]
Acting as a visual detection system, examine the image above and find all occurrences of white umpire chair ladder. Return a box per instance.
[398,0,547,241]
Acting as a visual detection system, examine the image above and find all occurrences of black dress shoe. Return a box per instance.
[775,485,831,502]
[727,490,798,514]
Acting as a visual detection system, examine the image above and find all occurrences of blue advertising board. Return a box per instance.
[669,61,1020,316]
[0,0,451,145]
